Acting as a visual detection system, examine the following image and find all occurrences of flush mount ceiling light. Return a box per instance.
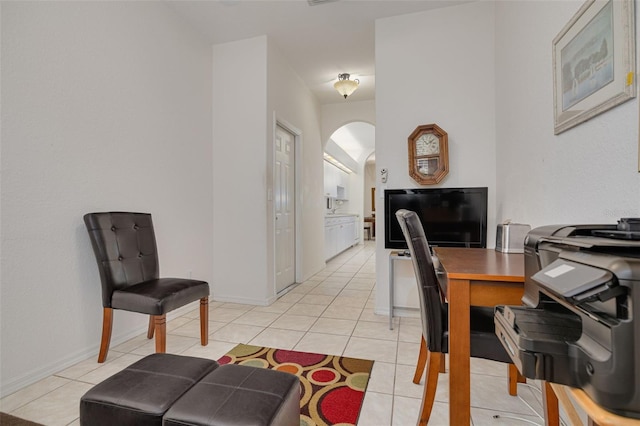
[333,73,359,99]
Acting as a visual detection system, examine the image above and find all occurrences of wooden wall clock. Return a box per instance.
[408,123,449,185]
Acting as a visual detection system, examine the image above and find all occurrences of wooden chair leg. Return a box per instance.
[147,316,155,339]
[98,308,113,363]
[154,315,166,354]
[413,336,427,384]
[200,297,209,346]
[508,363,526,396]
[543,381,560,426]
[418,351,442,425]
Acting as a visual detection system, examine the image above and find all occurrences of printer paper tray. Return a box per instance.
[495,305,582,387]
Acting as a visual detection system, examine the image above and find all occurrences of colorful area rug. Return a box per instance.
[0,412,44,426]
[218,344,374,426]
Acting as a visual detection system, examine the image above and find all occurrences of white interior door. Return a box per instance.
[275,124,296,293]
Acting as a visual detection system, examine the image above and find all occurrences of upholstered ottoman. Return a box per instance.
[163,364,300,426]
[79,353,218,426]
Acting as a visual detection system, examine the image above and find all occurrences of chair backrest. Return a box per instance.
[395,209,446,353]
[84,212,159,307]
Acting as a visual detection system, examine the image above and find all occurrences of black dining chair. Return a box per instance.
[84,212,210,363]
[395,209,522,424]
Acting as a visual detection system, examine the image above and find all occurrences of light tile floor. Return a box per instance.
[1,241,548,425]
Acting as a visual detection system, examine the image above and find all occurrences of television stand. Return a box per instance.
[388,250,412,330]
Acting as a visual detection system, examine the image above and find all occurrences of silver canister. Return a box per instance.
[496,222,531,253]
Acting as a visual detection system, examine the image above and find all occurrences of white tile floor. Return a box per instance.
[0,241,548,425]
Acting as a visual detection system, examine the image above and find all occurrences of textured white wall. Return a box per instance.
[495,0,640,226]
[374,1,497,313]
[1,2,213,396]
[211,36,270,304]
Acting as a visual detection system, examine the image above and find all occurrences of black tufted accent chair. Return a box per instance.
[395,209,519,424]
[84,212,210,363]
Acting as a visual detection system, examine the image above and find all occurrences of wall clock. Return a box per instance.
[408,123,449,185]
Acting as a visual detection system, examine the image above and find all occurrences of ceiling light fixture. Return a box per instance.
[333,73,359,99]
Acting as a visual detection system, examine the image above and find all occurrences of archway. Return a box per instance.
[323,122,375,258]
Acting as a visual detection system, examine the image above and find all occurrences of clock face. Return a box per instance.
[416,133,440,156]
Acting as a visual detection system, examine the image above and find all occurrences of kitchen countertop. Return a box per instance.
[325,213,359,217]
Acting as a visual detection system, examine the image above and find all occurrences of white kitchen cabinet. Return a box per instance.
[337,171,349,200]
[323,162,337,197]
[343,220,355,248]
[323,161,349,200]
[324,223,338,260]
[324,215,358,261]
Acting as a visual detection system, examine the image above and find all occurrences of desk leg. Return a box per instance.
[542,381,560,426]
[389,255,394,330]
[449,278,471,425]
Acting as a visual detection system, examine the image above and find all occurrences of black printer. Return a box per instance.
[495,218,640,418]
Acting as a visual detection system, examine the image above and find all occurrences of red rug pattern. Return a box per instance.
[218,344,374,426]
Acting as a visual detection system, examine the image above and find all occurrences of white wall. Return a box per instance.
[211,36,271,304]
[495,0,640,226]
[320,100,375,147]
[364,162,376,218]
[267,38,326,282]
[1,2,213,396]
[374,1,497,313]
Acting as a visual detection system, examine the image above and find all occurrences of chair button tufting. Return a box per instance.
[111,226,116,231]
[118,256,123,261]
[138,253,143,258]
[133,224,139,230]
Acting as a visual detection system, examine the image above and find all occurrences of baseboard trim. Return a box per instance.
[212,294,276,306]
[0,300,201,398]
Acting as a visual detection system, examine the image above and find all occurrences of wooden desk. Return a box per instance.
[545,382,640,426]
[434,247,525,425]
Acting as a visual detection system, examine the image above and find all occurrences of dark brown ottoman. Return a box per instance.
[79,353,218,426]
[163,364,300,426]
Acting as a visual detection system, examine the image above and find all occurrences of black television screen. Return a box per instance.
[384,187,488,249]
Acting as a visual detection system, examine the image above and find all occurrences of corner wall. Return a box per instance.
[210,35,327,303]
[1,2,213,395]
[495,0,640,226]
[212,36,271,303]
[267,38,326,283]
[374,1,497,313]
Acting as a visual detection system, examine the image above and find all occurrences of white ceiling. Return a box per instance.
[166,0,468,105]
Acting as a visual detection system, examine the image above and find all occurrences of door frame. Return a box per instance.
[272,116,303,294]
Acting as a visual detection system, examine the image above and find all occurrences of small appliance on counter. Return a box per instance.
[495,221,531,253]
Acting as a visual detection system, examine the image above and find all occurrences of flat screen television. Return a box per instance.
[384,187,488,249]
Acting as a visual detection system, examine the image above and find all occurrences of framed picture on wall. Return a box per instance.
[553,0,636,135]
